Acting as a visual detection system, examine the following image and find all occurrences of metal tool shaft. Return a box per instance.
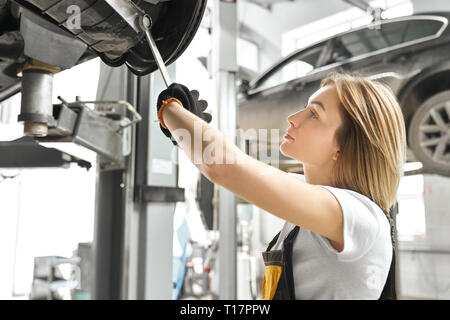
[142,16,172,88]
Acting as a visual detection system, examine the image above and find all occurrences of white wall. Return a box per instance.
[411,0,450,12]
[0,167,96,298]
[238,0,351,72]
[398,174,450,299]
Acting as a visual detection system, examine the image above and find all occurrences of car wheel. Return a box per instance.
[408,90,450,177]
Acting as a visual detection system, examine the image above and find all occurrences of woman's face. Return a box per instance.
[280,85,343,167]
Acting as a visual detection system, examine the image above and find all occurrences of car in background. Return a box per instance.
[238,12,450,177]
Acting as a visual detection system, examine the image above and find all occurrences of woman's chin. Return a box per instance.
[280,143,289,157]
[280,144,302,162]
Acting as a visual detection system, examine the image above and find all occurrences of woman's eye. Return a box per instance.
[310,110,318,119]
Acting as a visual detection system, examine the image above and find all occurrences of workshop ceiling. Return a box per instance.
[245,0,296,11]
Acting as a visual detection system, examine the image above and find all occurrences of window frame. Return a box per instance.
[328,18,444,64]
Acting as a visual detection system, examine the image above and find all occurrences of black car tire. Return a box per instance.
[408,90,450,177]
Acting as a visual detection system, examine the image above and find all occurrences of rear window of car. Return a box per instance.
[403,19,443,42]
[256,42,327,91]
[330,21,408,62]
[328,18,444,64]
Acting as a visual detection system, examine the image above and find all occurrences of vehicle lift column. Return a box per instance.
[133,64,181,300]
[91,63,133,300]
[213,0,239,300]
[92,62,182,300]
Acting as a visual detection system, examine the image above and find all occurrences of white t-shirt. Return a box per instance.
[270,173,393,299]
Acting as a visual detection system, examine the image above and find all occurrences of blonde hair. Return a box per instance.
[321,72,406,214]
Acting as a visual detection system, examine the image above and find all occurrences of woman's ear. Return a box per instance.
[333,149,340,161]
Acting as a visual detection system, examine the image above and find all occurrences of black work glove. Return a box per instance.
[157,83,212,146]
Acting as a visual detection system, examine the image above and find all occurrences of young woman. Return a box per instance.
[156,72,406,300]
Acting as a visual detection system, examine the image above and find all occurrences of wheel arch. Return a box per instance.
[398,61,450,138]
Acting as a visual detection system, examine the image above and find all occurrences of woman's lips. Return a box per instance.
[284,133,294,140]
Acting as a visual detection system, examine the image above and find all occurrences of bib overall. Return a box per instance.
[261,212,396,300]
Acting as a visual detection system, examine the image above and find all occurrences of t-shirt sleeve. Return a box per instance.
[318,185,380,262]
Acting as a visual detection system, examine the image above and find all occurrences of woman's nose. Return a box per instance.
[287,110,303,128]
[288,118,296,128]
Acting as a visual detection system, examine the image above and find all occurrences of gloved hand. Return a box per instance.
[157,83,212,146]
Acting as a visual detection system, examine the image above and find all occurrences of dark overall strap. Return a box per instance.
[266,230,281,251]
[379,209,397,300]
[379,249,396,300]
[264,225,300,300]
[282,226,300,300]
